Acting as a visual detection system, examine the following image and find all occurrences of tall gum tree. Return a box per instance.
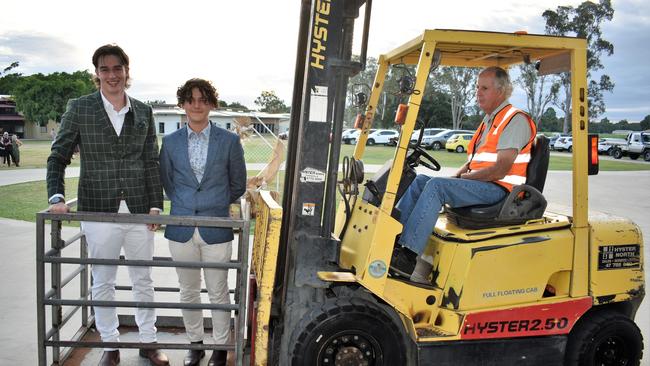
[543,0,615,132]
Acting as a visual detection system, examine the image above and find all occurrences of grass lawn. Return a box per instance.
[2,137,648,223]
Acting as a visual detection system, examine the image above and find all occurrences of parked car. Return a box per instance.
[341,128,357,141]
[445,133,474,153]
[342,129,376,145]
[425,129,473,150]
[597,137,626,155]
[549,133,570,150]
[554,136,573,152]
[410,128,448,144]
[610,132,650,161]
[367,129,399,145]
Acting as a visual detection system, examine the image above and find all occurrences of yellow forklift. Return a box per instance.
[248,1,645,365]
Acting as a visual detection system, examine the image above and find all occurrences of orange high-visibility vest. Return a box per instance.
[467,104,537,192]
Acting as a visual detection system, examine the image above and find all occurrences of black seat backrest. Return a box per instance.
[526,135,550,192]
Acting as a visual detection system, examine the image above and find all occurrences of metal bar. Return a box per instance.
[358,0,372,68]
[44,340,236,351]
[62,231,84,249]
[80,236,89,327]
[37,211,246,228]
[50,219,62,364]
[44,299,239,311]
[44,305,81,341]
[57,324,93,366]
[59,302,81,329]
[60,265,85,290]
[44,256,242,269]
[36,214,46,366]
[43,265,85,299]
[113,285,236,294]
[236,220,251,366]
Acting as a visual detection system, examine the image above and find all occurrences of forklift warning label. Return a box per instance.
[598,244,640,270]
[300,167,326,183]
[309,86,328,123]
[461,297,592,340]
[302,203,316,216]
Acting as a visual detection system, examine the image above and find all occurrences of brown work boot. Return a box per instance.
[138,348,170,366]
[98,350,120,366]
[207,350,227,366]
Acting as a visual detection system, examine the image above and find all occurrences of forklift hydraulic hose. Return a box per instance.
[338,156,363,238]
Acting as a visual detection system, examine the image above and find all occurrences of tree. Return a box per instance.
[254,90,290,113]
[12,71,95,125]
[640,115,650,131]
[432,67,479,129]
[543,0,615,128]
[224,101,249,111]
[515,63,559,125]
[0,61,22,94]
[538,107,562,132]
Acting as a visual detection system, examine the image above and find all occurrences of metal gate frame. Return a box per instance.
[36,200,250,366]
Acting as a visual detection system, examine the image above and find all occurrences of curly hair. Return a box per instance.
[177,78,219,107]
[92,44,131,89]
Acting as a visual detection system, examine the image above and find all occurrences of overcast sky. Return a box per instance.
[1,0,648,122]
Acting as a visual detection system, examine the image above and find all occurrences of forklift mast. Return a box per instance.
[272,0,371,362]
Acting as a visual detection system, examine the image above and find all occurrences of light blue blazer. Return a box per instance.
[159,123,246,244]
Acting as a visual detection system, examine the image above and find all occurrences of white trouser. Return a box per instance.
[169,229,232,344]
[81,201,157,349]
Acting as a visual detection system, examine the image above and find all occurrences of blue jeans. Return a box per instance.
[396,175,507,255]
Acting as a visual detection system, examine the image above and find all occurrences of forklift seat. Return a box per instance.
[445,135,550,229]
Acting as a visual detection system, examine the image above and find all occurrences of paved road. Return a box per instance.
[1,168,648,364]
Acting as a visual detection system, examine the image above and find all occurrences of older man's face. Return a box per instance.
[476,71,506,115]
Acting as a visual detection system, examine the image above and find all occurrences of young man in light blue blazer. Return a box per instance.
[159,78,246,366]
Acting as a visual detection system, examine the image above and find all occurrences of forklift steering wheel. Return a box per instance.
[406,144,441,171]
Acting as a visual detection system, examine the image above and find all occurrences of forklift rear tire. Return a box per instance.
[564,310,643,366]
[291,297,412,366]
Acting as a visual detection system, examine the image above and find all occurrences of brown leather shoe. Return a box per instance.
[138,348,170,366]
[207,350,227,366]
[98,350,120,366]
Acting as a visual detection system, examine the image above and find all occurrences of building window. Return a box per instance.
[158,122,165,134]
[176,122,181,130]
[226,122,231,130]
[40,126,47,133]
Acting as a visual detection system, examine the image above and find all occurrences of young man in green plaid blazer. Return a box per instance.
[46,44,168,366]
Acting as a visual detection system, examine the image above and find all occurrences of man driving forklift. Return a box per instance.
[391,66,538,283]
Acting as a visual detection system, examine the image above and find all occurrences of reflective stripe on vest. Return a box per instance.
[467,104,537,192]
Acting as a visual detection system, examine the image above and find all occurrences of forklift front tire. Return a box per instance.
[290,297,412,366]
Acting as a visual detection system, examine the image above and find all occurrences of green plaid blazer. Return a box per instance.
[47,91,163,213]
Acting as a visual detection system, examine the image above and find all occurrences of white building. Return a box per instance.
[152,105,290,136]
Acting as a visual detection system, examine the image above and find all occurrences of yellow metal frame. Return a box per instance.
[250,191,283,366]
[334,29,596,341]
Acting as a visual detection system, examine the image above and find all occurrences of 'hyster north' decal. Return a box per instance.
[461,297,592,340]
[598,244,640,270]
